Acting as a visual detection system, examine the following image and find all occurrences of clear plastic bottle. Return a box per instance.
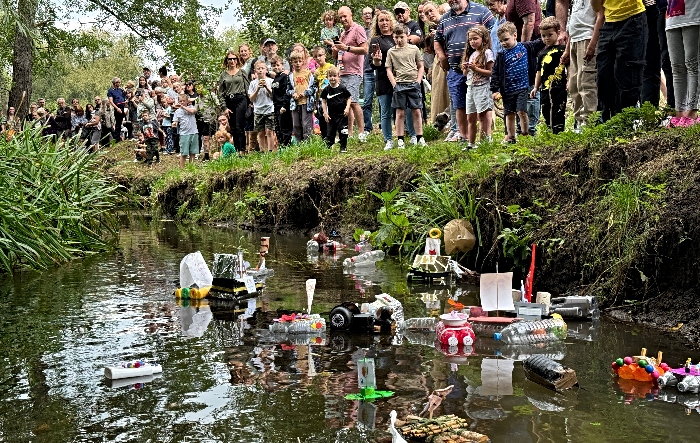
[657,371,679,388]
[678,376,700,394]
[493,317,568,344]
[397,317,438,331]
[337,50,345,71]
[343,250,385,268]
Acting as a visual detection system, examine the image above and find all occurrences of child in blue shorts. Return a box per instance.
[173,93,199,168]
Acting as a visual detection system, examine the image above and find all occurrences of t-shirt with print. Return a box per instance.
[503,42,529,93]
[315,63,334,92]
[466,49,495,86]
[321,84,351,117]
[505,0,542,41]
[271,72,292,107]
[386,44,422,84]
[567,0,597,43]
[248,77,274,114]
[173,108,198,135]
[666,0,700,29]
[141,118,160,140]
[536,45,567,91]
[405,20,423,40]
[339,23,368,76]
[292,69,313,105]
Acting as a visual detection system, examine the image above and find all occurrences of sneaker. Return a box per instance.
[384,140,394,151]
[418,138,427,147]
[446,132,461,142]
[358,131,368,142]
[461,143,475,152]
[444,130,456,142]
[409,135,418,145]
[340,146,347,153]
[195,154,199,160]
[397,139,405,149]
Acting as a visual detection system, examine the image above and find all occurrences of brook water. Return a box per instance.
[1,223,699,443]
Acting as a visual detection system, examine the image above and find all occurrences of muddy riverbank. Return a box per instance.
[103,110,700,347]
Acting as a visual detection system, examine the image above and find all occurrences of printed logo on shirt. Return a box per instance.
[668,0,685,17]
[327,93,343,99]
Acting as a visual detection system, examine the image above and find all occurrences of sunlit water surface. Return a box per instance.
[1,222,699,443]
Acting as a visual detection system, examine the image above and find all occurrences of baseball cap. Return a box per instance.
[393,1,410,11]
[262,38,276,46]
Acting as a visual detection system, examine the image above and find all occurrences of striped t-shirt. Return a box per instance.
[434,3,496,71]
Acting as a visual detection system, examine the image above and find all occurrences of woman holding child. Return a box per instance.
[218,49,250,153]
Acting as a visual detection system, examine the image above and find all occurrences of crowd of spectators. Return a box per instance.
[2,0,697,161]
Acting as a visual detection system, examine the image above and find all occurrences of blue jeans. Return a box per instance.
[405,108,416,137]
[527,85,540,135]
[377,93,393,141]
[362,72,375,132]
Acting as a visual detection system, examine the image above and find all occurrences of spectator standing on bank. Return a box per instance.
[592,0,647,122]
[55,98,72,139]
[107,77,127,141]
[665,0,699,123]
[362,6,377,135]
[434,0,495,142]
[333,6,369,142]
[558,0,603,131]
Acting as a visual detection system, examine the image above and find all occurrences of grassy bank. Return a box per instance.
[103,104,700,345]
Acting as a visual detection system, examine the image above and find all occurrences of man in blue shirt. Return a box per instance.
[107,77,127,142]
[434,0,495,142]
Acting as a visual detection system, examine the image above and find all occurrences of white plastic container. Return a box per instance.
[104,362,163,380]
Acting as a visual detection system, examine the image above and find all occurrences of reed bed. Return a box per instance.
[0,128,123,272]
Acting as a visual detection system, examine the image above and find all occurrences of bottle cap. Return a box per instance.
[494,332,502,341]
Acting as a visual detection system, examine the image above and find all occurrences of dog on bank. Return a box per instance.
[433,111,451,132]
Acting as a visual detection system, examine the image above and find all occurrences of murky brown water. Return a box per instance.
[1,221,699,443]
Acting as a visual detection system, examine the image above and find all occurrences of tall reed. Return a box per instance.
[0,128,123,272]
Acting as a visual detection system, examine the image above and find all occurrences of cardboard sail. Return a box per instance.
[480,272,515,312]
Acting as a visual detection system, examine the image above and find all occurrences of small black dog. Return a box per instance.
[433,112,451,132]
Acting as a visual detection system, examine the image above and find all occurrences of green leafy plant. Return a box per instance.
[497,204,542,271]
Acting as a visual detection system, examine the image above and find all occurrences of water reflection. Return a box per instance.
[1,223,700,442]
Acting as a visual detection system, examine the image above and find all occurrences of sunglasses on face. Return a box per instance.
[395,9,406,14]
[227,57,238,61]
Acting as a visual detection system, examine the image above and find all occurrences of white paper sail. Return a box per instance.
[478,358,514,396]
[306,279,316,314]
[480,272,514,311]
[179,251,213,289]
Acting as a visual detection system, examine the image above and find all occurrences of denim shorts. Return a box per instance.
[446,69,467,110]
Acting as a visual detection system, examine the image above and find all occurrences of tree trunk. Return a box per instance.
[8,0,37,119]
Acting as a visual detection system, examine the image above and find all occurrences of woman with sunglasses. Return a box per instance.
[218,50,250,153]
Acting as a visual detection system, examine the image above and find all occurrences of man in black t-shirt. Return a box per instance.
[321,66,352,152]
[393,1,422,45]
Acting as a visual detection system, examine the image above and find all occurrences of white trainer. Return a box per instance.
[409,135,418,145]
[358,131,368,142]
[418,138,427,147]
[384,140,394,151]
[397,139,405,149]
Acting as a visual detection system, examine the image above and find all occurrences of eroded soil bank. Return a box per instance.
[104,122,700,347]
